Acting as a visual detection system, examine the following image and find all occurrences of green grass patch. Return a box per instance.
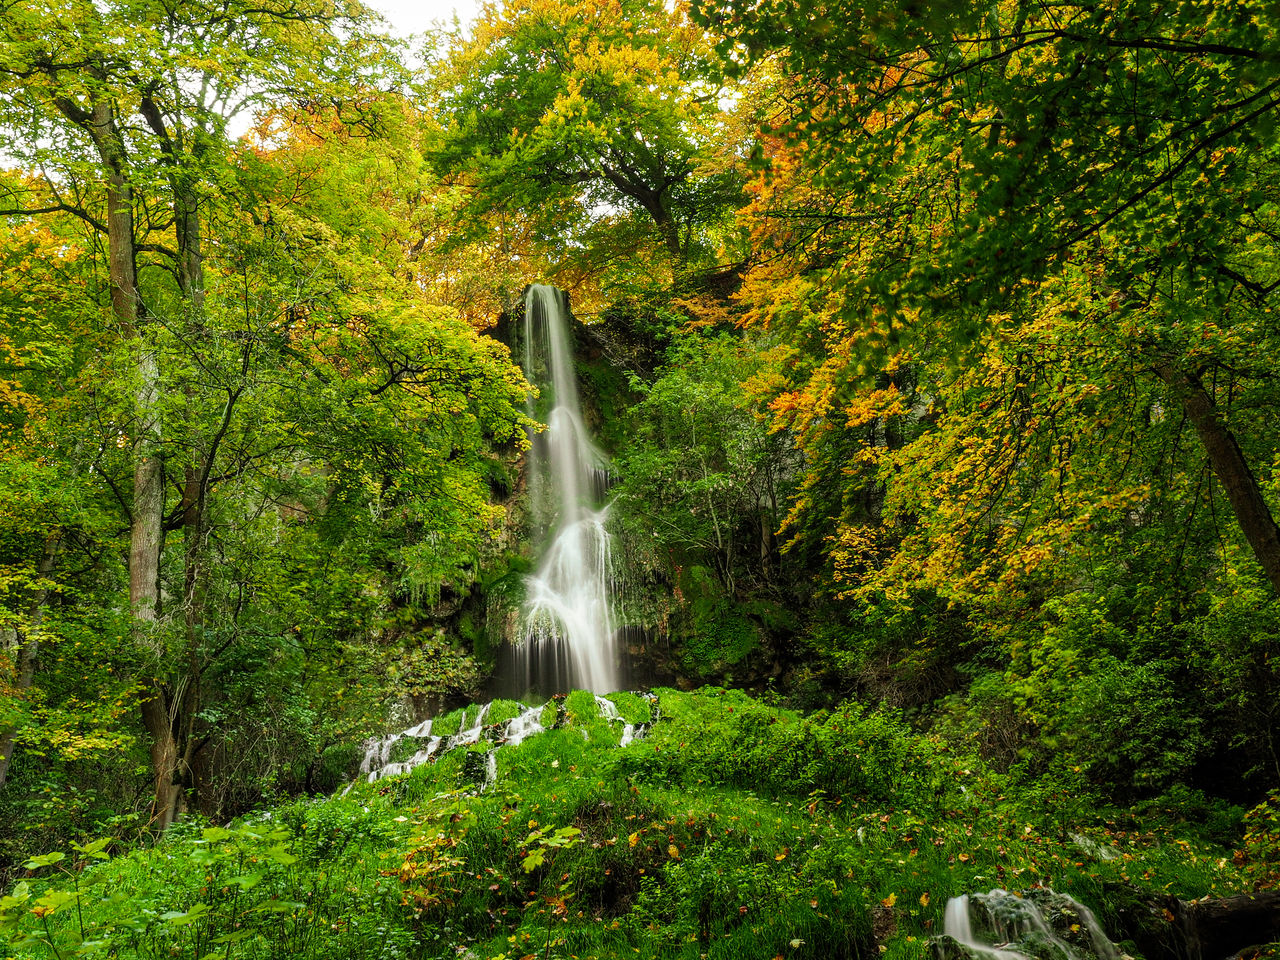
[1,687,1250,960]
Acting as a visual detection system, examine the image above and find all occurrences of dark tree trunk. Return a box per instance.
[1155,361,1280,595]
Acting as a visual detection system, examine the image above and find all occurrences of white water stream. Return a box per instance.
[941,889,1119,960]
[353,693,658,791]
[514,284,620,695]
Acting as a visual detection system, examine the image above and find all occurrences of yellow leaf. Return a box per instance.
[919,892,930,907]
[881,893,897,908]
[628,832,639,848]
[667,845,680,860]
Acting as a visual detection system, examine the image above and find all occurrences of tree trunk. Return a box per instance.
[74,95,172,828]
[0,536,60,788]
[140,689,186,831]
[1155,361,1280,595]
[1107,885,1280,960]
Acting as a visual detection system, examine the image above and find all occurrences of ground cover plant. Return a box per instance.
[0,689,1252,960]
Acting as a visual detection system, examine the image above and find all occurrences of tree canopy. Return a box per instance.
[1,0,1280,914]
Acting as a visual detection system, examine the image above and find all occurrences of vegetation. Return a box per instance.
[1,0,1279,954]
[0,689,1258,959]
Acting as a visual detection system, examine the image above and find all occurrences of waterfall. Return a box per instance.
[938,888,1119,960]
[512,284,621,695]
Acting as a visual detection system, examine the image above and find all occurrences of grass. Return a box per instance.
[0,687,1252,960]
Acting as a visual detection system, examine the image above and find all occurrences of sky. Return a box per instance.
[367,0,482,40]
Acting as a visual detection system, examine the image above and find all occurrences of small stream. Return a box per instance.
[352,692,660,793]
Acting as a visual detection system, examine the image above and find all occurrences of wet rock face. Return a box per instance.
[1102,883,1280,960]
[937,884,1280,960]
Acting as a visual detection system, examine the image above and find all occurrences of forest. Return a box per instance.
[1,0,1279,957]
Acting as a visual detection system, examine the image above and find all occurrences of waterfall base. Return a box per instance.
[351,691,661,792]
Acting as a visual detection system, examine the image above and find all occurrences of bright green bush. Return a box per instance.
[615,688,947,806]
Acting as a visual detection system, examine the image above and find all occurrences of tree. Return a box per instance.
[0,1,535,829]
[614,326,796,597]
[430,0,744,279]
[694,0,1280,594]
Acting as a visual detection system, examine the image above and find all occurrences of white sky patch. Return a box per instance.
[370,0,481,44]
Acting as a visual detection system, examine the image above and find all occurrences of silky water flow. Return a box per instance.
[512,284,621,695]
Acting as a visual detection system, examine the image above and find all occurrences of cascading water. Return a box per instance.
[935,889,1119,960]
[351,692,661,791]
[513,284,621,695]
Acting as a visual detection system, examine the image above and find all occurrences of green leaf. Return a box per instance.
[23,851,65,869]
[263,844,297,865]
[33,888,78,915]
[71,838,111,860]
[161,902,211,925]
[213,929,256,944]
[227,872,265,890]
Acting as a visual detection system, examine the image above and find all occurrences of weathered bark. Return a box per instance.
[58,91,172,827]
[1107,885,1280,960]
[0,537,60,788]
[1155,361,1280,595]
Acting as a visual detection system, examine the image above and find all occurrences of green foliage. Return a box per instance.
[615,330,792,588]
[0,687,1252,960]
[431,0,743,276]
[617,689,945,807]
[1240,793,1280,888]
[1,0,1279,944]
[673,566,761,677]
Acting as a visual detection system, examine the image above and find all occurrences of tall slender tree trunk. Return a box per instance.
[132,94,213,828]
[74,95,175,829]
[0,536,60,788]
[1155,361,1280,595]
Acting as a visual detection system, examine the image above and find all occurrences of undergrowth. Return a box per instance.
[0,688,1250,959]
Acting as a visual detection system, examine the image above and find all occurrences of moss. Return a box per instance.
[606,691,652,725]
[675,566,763,677]
[485,698,524,726]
